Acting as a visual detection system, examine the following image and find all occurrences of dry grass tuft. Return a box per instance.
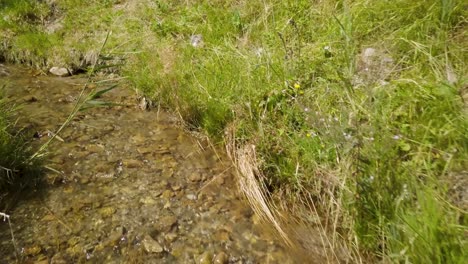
[226,125,357,263]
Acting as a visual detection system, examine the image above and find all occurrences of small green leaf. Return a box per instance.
[89,84,118,100]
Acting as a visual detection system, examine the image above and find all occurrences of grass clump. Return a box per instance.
[1,0,467,262]
[0,86,42,202]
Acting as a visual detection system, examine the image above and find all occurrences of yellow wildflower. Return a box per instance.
[294,83,301,89]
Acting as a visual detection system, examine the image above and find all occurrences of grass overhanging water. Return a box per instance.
[1,0,467,262]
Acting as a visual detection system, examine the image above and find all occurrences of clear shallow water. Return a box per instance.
[0,65,291,263]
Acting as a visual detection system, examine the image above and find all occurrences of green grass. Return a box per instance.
[1,0,467,262]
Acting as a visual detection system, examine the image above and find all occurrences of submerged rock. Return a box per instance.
[142,235,163,253]
[197,251,212,264]
[49,67,70,77]
[214,252,229,264]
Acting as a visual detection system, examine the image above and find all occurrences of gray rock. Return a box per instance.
[49,67,70,77]
[142,235,163,253]
[190,34,203,48]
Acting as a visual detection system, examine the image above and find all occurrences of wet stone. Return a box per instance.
[98,207,116,218]
[188,172,202,182]
[214,252,229,264]
[23,245,42,256]
[186,194,197,200]
[142,235,163,253]
[197,251,212,264]
[156,215,178,233]
[123,159,142,168]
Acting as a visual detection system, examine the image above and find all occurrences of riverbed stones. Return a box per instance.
[142,235,163,253]
[49,66,70,77]
[0,66,292,263]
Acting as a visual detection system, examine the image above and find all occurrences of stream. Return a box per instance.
[0,65,291,263]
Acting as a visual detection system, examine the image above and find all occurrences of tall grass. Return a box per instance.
[1,0,467,262]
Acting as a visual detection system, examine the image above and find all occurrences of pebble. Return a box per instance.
[123,159,142,168]
[186,194,197,200]
[49,67,70,77]
[188,172,202,182]
[142,235,163,253]
[197,251,212,264]
[162,189,173,199]
[98,207,116,218]
[214,252,229,264]
[156,215,178,232]
[24,245,42,255]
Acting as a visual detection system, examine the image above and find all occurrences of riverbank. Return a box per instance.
[1,0,467,262]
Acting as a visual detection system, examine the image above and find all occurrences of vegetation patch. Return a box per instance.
[1,0,467,262]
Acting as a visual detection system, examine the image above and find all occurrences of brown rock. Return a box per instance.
[142,235,163,253]
[188,172,202,182]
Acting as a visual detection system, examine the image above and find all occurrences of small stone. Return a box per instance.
[23,95,38,102]
[49,67,70,77]
[190,34,203,48]
[197,251,212,264]
[162,168,174,178]
[156,215,178,232]
[162,190,173,199]
[164,232,178,243]
[186,194,197,200]
[123,159,142,168]
[24,245,42,255]
[188,172,202,182]
[213,252,229,264]
[140,197,156,205]
[98,206,116,218]
[142,235,163,253]
[214,230,230,242]
[153,189,163,197]
[137,146,153,154]
[171,185,181,191]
